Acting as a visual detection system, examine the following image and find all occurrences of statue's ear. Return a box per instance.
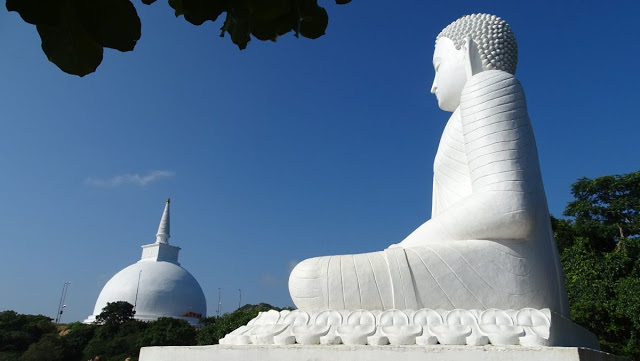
[464,36,484,76]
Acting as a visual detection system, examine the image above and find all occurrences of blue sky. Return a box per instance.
[1,1,638,323]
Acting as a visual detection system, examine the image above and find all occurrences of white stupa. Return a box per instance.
[84,199,207,326]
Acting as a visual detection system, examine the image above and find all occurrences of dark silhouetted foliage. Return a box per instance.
[6,0,351,76]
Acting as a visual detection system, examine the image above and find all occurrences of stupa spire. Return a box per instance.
[155,198,170,244]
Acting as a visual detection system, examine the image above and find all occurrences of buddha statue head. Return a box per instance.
[431,14,518,111]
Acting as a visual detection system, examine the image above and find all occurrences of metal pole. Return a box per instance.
[216,288,221,318]
[60,282,70,323]
[238,289,241,309]
[133,270,142,315]
[59,304,66,323]
[55,282,65,323]
[56,282,70,323]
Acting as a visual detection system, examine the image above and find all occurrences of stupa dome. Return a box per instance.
[84,199,206,326]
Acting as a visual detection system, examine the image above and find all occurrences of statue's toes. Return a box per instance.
[288,256,328,310]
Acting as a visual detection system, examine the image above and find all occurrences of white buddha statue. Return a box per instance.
[289,14,569,316]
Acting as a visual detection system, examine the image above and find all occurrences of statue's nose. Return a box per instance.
[430,77,437,94]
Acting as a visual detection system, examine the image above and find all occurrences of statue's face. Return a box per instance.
[431,37,469,112]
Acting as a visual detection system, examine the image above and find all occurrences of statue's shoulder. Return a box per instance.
[462,70,523,100]
[461,70,525,112]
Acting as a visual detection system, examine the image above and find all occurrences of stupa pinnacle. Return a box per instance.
[155,198,170,244]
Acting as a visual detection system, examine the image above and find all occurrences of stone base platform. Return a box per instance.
[140,345,623,361]
[214,308,600,348]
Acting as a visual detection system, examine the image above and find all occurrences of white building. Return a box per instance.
[84,199,206,326]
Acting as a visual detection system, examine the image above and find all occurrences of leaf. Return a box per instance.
[248,0,295,41]
[178,0,225,26]
[250,14,295,42]
[6,0,60,25]
[141,0,157,4]
[335,0,351,4]
[297,0,328,39]
[36,6,104,77]
[247,0,290,20]
[168,0,185,17]
[75,0,141,52]
[221,13,251,50]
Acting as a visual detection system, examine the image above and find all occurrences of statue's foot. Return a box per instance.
[289,240,552,312]
[289,247,421,310]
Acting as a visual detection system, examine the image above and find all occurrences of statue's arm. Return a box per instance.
[401,70,541,246]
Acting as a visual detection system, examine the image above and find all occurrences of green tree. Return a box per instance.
[550,215,578,253]
[6,0,351,77]
[0,311,57,355]
[563,171,640,252]
[95,301,135,326]
[83,319,148,361]
[554,170,640,360]
[84,301,147,360]
[137,317,196,347]
[61,322,97,361]
[20,333,65,361]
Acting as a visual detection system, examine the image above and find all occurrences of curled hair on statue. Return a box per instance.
[437,13,518,74]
